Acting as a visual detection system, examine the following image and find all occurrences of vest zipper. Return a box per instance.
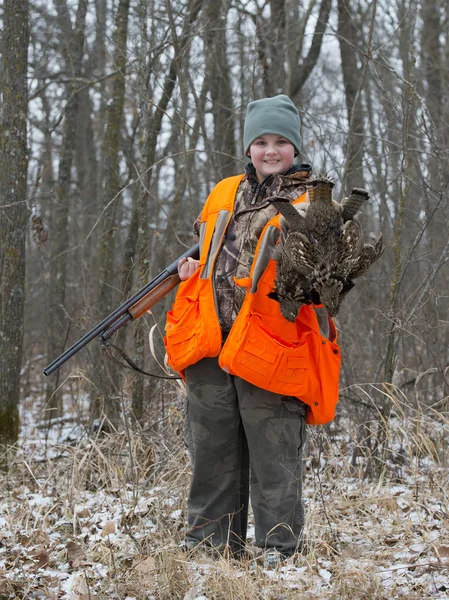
[250,175,274,205]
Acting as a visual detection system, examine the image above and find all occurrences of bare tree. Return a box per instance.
[203,0,237,179]
[45,0,88,419]
[289,0,332,99]
[337,0,371,193]
[0,0,29,448]
[92,0,132,424]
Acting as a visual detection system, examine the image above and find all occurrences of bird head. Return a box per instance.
[280,300,301,322]
[268,286,307,322]
[313,275,345,317]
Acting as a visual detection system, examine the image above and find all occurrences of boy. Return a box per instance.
[165,95,340,562]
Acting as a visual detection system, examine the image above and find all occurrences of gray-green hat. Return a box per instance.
[243,94,301,156]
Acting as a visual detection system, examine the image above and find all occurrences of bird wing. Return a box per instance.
[283,232,316,278]
[341,219,364,258]
[348,233,384,279]
[270,256,313,322]
[267,196,307,233]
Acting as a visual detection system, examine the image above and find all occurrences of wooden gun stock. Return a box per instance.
[128,273,181,320]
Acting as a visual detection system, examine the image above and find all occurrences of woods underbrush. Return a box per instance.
[0,382,448,599]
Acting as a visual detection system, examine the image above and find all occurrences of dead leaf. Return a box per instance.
[436,545,449,559]
[341,545,360,558]
[65,572,88,597]
[409,543,426,554]
[76,508,90,518]
[66,541,85,568]
[31,547,50,570]
[133,555,157,585]
[33,530,51,545]
[134,555,156,574]
[35,588,57,600]
[384,537,400,547]
[116,583,139,597]
[101,521,116,536]
[184,585,202,600]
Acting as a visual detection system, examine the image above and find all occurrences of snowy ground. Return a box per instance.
[0,387,448,599]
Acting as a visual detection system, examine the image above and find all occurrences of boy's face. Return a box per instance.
[249,134,295,183]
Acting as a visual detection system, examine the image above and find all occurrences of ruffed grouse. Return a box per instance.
[268,177,384,320]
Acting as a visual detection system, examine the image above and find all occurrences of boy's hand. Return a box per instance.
[178,256,199,281]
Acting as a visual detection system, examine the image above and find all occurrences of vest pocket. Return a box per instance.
[232,314,318,401]
[165,298,203,370]
[278,356,309,383]
[280,398,308,463]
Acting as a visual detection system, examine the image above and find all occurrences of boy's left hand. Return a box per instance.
[178,256,199,281]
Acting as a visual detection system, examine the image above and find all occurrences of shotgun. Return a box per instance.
[43,243,199,376]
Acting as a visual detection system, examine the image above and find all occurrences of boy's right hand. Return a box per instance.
[178,256,199,281]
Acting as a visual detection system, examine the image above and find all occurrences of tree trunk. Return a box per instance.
[92,0,131,425]
[264,0,287,95]
[45,0,88,419]
[0,0,29,449]
[289,0,332,98]
[94,0,108,220]
[203,0,236,178]
[337,0,367,193]
[420,0,446,238]
[418,0,446,394]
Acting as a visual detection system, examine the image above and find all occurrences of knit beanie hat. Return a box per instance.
[243,94,301,156]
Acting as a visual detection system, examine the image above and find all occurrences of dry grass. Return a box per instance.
[0,386,448,599]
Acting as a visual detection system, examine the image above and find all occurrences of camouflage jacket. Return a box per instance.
[194,163,312,332]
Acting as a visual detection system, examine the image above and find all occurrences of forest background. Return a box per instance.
[0,0,448,598]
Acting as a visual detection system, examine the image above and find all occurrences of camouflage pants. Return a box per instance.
[184,357,308,556]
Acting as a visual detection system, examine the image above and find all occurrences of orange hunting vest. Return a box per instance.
[164,175,341,425]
